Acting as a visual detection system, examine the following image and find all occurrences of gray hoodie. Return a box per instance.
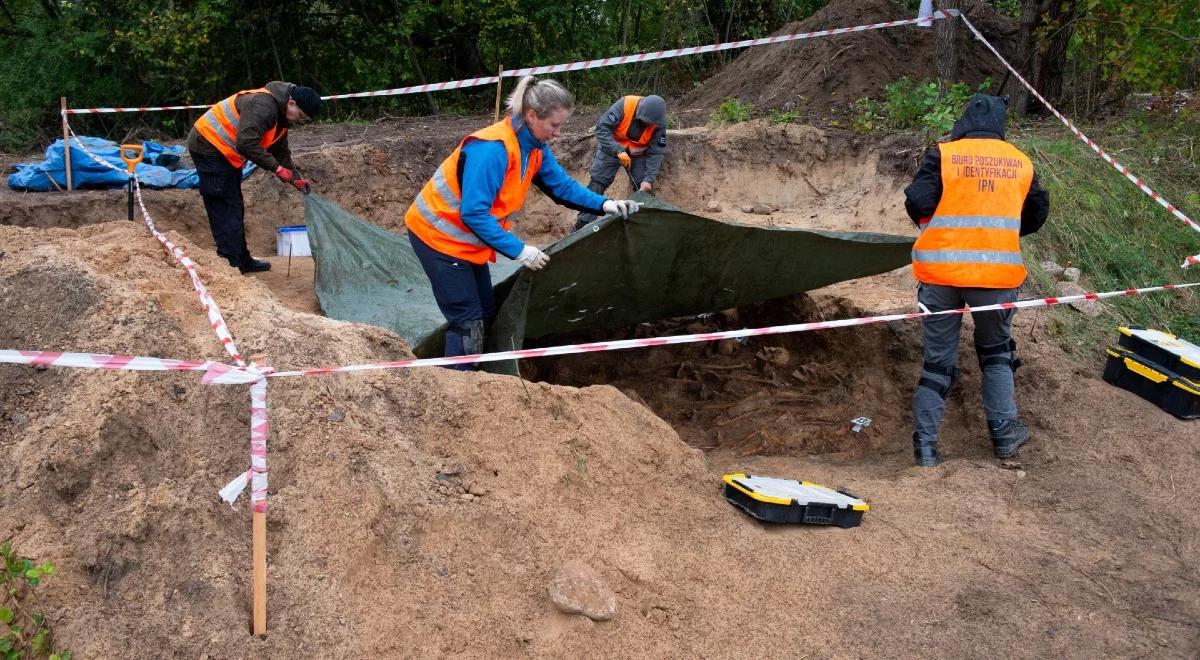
[594,96,668,183]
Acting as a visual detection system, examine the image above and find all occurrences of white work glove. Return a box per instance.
[603,199,642,220]
[516,245,550,271]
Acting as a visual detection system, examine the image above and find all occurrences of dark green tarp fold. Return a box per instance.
[305,192,914,365]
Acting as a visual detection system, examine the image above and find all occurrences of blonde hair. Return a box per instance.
[506,75,574,119]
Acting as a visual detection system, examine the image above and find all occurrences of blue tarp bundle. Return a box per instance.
[6,137,254,191]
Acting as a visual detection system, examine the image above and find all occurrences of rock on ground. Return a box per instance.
[548,560,617,621]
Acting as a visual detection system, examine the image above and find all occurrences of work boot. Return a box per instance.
[912,432,942,467]
[238,258,272,274]
[989,419,1029,459]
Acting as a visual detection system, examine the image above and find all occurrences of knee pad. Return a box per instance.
[976,338,1022,372]
[461,319,486,355]
[917,361,959,399]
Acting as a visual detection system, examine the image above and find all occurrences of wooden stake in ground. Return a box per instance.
[60,97,72,192]
[253,506,267,635]
[247,353,268,636]
[493,64,504,123]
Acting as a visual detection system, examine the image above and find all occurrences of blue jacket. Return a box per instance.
[459,117,607,258]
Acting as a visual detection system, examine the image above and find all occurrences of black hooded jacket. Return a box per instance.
[904,94,1049,236]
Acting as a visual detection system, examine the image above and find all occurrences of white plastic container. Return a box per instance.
[276,225,311,257]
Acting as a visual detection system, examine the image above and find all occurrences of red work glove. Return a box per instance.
[617,151,632,168]
[275,166,310,193]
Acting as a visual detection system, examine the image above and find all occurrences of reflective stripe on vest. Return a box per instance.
[404,118,542,264]
[614,96,656,153]
[194,88,287,168]
[911,139,1034,289]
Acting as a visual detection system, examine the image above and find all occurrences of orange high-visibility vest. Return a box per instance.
[912,139,1034,288]
[404,118,542,264]
[194,88,287,168]
[613,96,656,155]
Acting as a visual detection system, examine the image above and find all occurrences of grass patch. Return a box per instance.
[710,97,753,125]
[1013,110,1200,359]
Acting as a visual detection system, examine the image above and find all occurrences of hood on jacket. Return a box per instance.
[264,81,294,111]
[950,93,1008,140]
[635,95,667,127]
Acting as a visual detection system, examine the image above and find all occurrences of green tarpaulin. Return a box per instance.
[305,192,914,368]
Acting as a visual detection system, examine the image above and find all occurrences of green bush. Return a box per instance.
[767,108,802,124]
[853,77,991,136]
[1,542,71,660]
[710,97,753,125]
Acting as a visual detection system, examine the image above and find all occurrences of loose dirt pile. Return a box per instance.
[680,0,1019,117]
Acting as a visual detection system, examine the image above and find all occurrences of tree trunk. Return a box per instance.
[1012,0,1040,117]
[935,0,962,89]
[1032,0,1074,110]
[405,33,439,114]
[37,0,58,20]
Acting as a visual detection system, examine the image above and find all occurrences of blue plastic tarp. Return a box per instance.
[6,137,254,191]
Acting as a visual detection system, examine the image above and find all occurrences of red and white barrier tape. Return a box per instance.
[221,281,1196,381]
[63,13,949,114]
[958,13,1200,268]
[0,349,263,385]
[8,283,1196,384]
[64,125,247,366]
[218,374,271,510]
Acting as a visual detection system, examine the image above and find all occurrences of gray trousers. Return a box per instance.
[913,283,1020,442]
[574,148,648,229]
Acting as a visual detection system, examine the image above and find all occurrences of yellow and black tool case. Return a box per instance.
[1103,346,1200,420]
[1116,326,1200,383]
[722,473,869,528]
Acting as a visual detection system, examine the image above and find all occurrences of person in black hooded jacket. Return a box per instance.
[187,81,322,274]
[903,93,1049,467]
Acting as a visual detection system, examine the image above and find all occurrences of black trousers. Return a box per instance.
[190,150,250,267]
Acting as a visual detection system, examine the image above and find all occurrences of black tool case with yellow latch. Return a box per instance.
[1115,326,1200,383]
[1103,337,1200,420]
[722,474,869,528]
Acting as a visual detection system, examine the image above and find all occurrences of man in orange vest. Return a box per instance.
[573,95,667,231]
[904,94,1049,467]
[187,81,321,274]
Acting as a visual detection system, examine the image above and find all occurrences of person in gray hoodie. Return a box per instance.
[187,81,321,273]
[573,94,668,231]
[904,94,1050,467]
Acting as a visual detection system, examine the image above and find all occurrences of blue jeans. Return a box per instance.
[408,232,495,370]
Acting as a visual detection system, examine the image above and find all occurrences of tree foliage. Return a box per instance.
[0,0,829,151]
[1066,0,1200,113]
[0,0,1195,151]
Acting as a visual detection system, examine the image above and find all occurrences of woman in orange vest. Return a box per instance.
[404,75,641,368]
[574,95,668,231]
[186,81,320,274]
[904,94,1049,467]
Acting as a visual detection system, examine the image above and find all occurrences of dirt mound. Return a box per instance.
[680,0,1019,116]
[0,222,714,656]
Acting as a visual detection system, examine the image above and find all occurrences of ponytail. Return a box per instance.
[506,75,574,119]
